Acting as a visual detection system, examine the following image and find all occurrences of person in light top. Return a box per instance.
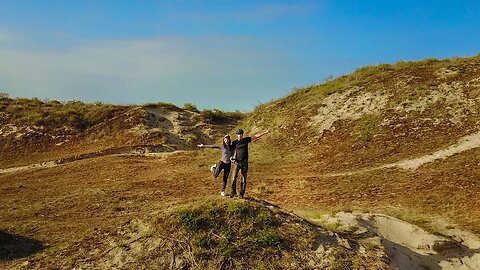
[197,134,234,196]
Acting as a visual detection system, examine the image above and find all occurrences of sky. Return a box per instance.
[0,0,479,111]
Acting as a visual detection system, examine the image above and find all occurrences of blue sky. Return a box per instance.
[0,0,479,111]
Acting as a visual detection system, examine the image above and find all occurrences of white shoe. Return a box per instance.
[210,163,217,173]
[220,191,226,196]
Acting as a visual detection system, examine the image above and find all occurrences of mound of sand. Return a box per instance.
[311,212,480,270]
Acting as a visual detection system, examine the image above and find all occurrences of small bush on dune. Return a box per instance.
[201,108,244,124]
[183,102,199,113]
[256,229,282,248]
[173,201,288,266]
[255,210,277,227]
[353,114,380,143]
[226,201,249,216]
[352,65,380,79]
[178,209,204,231]
[143,102,179,111]
[193,235,214,248]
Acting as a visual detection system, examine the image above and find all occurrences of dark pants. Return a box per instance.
[213,161,231,192]
[231,160,248,197]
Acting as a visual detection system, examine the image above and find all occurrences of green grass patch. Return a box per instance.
[173,200,289,264]
[142,101,179,110]
[193,235,214,249]
[201,108,243,124]
[177,209,204,231]
[255,210,277,227]
[353,114,381,143]
[226,201,249,216]
[182,102,200,113]
[256,229,282,248]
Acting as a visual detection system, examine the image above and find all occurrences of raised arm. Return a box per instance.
[196,143,221,149]
[252,129,270,142]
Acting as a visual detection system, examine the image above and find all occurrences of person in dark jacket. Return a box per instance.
[197,135,234,196]
[230,128,269,198]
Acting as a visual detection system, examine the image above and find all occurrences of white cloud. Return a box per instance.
[0,34,290,110]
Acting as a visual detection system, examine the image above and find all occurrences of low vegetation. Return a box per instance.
[175,200,287,265]
[0,96,244,167]
[143,101,181,111]
[352,113,381,143]
[0,97,244,132]
[201,109,244,124]
[0,97,129,131]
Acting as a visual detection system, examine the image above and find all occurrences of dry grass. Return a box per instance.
[0,152,391,269]
[248,146,480,235]
[0,98,128,131]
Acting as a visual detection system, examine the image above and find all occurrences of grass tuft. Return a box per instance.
[226,201,249,216]
[178,209,204,231]
[353,114,381,142]
[256,229,282,248]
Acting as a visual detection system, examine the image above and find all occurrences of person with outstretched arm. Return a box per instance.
[197,135,234,196]
[230,128,270,198]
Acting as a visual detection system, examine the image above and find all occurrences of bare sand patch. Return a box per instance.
[310,212,480,270]
[309,87,389,135]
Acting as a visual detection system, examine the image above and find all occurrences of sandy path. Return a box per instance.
[0,161,58,174]
[3,129,480,176]
[326,130,480,177]
[0,145,177,175]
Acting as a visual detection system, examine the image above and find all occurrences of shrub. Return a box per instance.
[255,211,276,227]
[202,108,224,118]
[143,102,179,110]
[205,203,221,220]
[219,228,235,257]
[47,100,62,105]
[183,102,199,113]
[226,110,244,120]
[256,229,282,248]
[193,235,214,249]
[226,202,249,216]
[178,209,203,231]
[353,114,380,142]
[352,65,379,78]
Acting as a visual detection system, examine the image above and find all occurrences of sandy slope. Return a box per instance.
[311,212,480,270]
[326,129,480,177]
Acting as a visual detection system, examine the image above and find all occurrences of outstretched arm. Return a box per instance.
[196,143,220,149]
[252,129,270,142]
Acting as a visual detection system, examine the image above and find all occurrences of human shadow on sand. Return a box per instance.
[0,230,44,260]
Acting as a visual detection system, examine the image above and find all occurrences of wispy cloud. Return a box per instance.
[0,33,288,109]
